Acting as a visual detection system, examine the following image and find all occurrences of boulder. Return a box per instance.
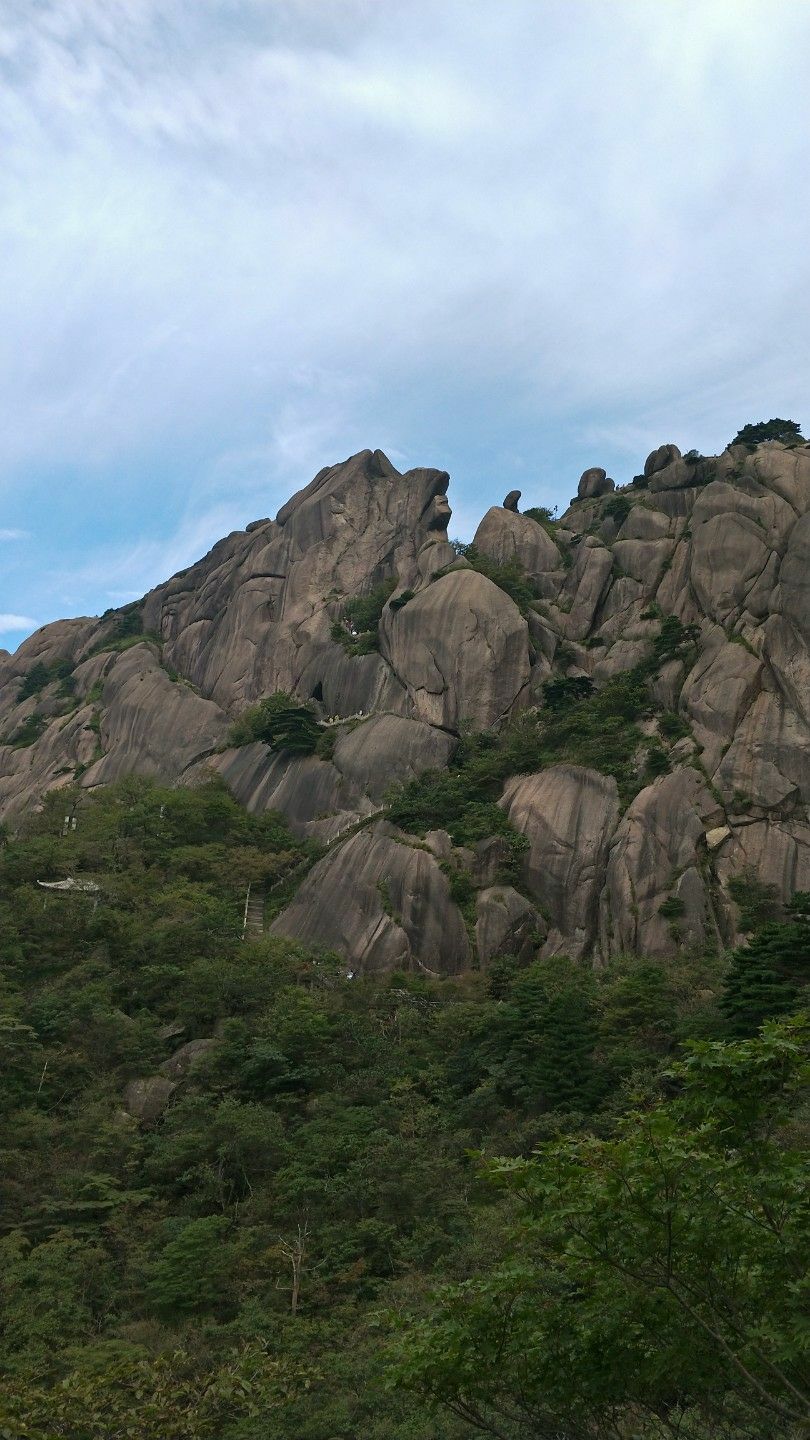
[501,766,621,957]
[688,483,785,627]
[122,1077,176,1124]
[680,637,762,773]
[714,690,809,810]
[475,886,544,967]
[644,443,682,478]
[716,818,810,904]
[379,568,530,731]
[332,713,456,803]
[502,489,521,511]
[473,506,560,580]
[555,538,614,641]
[203,744,375,842]
[80,645,228,787]
[600,769,716,957]
[577,466,614,500]
[270,821,470,975]
[160,1038,217,1079]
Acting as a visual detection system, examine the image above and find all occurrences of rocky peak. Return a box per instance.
[2,438,809,974]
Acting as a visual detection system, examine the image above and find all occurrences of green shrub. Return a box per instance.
[730,417,804,448]
[659,710,689,741]
[603,495,632,526]
[720,892,808,1035]
[542,675,595,711]
[524,506,557,535]
[645,614,700,672]
[446,546,541,615]
[229,692,321,755]
[88,606,154,657]
[17,658,75,703]
[7,713,47,748]
[645,742,670,777]
[389,588,415,611]
[727,874,781,933]
[659,895,686,919]
[332,579,396,654]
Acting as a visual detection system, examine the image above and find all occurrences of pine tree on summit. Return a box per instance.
[721,892,809,1037]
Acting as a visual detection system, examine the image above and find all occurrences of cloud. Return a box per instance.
[0,613,39,630]
[0,529,27,540]
[1,0,809,640]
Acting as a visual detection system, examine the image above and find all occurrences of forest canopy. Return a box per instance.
[0,778,806,1438]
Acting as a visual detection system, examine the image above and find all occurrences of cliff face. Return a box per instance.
[2,440,809,972]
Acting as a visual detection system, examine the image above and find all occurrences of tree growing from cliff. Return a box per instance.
[228,692,320,754]
[730,418,804,447]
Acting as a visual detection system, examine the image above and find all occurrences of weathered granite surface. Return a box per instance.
[3,439,809,971]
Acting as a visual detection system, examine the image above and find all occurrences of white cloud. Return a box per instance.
[1,0,809,632]
[0,529,27,540]
[0,613,39,630]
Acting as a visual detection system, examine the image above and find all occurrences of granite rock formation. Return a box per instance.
[2,438,809,973]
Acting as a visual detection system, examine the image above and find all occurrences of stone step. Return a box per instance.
[243,885,266,939]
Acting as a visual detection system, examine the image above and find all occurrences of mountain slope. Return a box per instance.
[2,438,808,968]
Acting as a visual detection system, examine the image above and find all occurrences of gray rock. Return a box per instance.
[644,443,682,478]
[555,538,613,641]
[577,467,614,500]
[681,637,762,774]
[472,834,515,886]
[475,886,544,967]
[270,821,470,975]
[81,645,228,788]
[160,1038,217,1079]
[379,568,530,731]
[714,690,808,810]
[502,489,521,511]
[122,1077,176,1124]
[689,483,783,627]
[204,744,375,843]
[2,437,809,955]
[501,765,620,957]
[600,769,715,958]
[473,506,560,582]
[332,713,456,804]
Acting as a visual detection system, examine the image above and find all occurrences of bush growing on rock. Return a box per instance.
[730,417,804,447]
[602,494,633,525]
[541,675,595,711]
[16,658,75,703]
[228,692,321,754]
[439,545,542,615]
[331,578,396,654]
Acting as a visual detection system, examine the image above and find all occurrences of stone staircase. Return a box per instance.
[243,883,266,940]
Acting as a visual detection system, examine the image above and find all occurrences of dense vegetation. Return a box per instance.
[730,417,805,447]
[228,691,322,755]
[0,776,807,1438]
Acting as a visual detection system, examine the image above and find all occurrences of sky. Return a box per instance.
[1,0,809,649]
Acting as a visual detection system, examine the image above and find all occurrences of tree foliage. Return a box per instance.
[721,891,809,1037]
[393,1016,810,1439]
[0,774,804,1437]
[730,418,804,448]
[228,692,321,753]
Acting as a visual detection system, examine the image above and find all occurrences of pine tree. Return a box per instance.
[721,892,809,1036]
